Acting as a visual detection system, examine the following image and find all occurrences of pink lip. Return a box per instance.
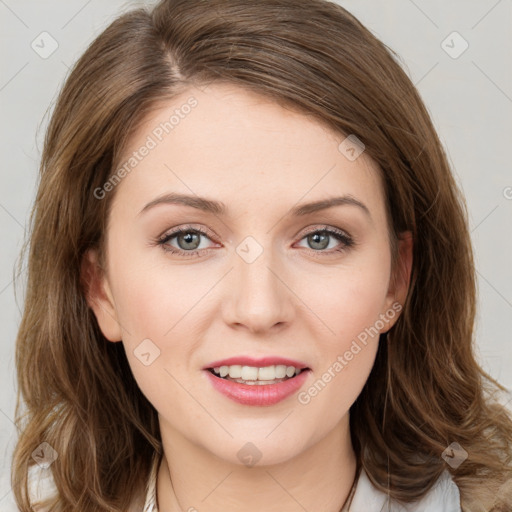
[204,368,311,406]
[203,356,310,370]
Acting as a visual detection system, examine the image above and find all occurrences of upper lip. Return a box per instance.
[203,356,310,370]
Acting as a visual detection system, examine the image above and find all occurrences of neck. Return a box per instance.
[156,415,357,512]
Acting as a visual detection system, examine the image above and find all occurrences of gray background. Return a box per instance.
[1,0,511,508]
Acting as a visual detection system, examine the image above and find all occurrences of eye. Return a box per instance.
[155,224,354,258]
[295,226,354,255]
[157,225,218,258]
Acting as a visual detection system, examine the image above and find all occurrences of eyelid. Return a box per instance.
[298,224,351,239]
[157,224,351,243]
[157,223,218,243]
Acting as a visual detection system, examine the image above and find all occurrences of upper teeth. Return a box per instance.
[212,365,301,381]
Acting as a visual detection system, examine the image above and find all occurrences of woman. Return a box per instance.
[11,0,512,511]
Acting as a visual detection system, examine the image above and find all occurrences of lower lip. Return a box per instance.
[204,369,311,406]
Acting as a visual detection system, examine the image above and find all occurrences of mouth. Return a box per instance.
[206,365,311,386]
[204,364,312,406]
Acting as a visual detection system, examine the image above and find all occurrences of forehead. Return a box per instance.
[110,82,386,224]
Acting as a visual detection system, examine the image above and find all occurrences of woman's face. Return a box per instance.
[85,82,410,466]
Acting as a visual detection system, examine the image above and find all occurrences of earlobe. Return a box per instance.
[81,249,123,342]
[382,231,413,332]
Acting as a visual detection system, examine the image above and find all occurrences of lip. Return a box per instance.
[202,356,310,370]
[204,368,311,406]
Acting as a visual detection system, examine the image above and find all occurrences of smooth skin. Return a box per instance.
[83,83,413,512]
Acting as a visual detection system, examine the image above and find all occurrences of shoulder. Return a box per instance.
[26,451,161,512]
[27,463,150,512]
[402,471,461,512]
[27,463,59,511]
[348,468,461,512]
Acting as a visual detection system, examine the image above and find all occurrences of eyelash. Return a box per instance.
[155,224,354,259]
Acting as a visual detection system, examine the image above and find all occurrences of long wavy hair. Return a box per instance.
[11,0,512,510]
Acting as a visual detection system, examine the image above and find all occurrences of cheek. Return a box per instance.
[107,241,199,340]
[109,261,196,413]
[106,247,214,383]
[294,249,391,404]
[296,275,387,425]
[298,249,392,344]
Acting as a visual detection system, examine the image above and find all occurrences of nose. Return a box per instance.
[222,240,295,334]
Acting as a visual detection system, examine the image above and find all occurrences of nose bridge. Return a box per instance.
[225,234,292,332]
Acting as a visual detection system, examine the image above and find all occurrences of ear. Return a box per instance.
[381,230,413,333]
[81,248,123,342]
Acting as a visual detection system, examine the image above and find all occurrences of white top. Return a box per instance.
[27,453,461,512]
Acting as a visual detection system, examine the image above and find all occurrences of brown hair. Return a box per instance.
[11,0,512,510]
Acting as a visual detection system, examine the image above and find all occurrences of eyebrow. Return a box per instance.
[138,192,371,220]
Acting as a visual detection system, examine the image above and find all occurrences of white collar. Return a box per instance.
[345,467,461,511]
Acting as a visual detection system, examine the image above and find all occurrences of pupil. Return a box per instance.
[309,232,329,250]
[180,231,200,250]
